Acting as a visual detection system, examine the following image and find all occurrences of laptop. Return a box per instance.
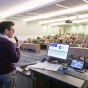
[71,60,84,70]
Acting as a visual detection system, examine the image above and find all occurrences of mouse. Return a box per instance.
[62,67,68,70]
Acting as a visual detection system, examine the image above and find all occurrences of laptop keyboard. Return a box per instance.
[65,69,88,80]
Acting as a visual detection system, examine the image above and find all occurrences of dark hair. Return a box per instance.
[0,21,14,34]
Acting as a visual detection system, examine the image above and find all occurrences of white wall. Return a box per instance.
[0,16,5,22]
[7,19,65,40]
[42,25,65,35]
[64,24,88,34]
[2,18,88,40]
[52,25,65,34]
[7,19,43,40]
[42,25,59,36]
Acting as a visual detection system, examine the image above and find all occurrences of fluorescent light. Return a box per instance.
[0,0,62,17]
[55,4,69,9]
[83,0,88,3]
[24,5,88,22]
[39,14,88,24]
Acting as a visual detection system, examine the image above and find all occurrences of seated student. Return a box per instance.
[69,39,76,47]
[79,39,88,61]
[42,36,46,41]
[27,38,31,43]
[59,39,63,44]
[43,39,49,49]
[37,36,41,39]
[80,39,88,48]
[70,34,76,41]
[65,39,70,44]
[45,39,49,45]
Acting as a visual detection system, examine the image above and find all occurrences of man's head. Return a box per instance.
[0,21,15,38]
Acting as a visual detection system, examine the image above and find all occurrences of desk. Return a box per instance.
[30,68,88,88]
[69,47,88,57]
[21,43,40,53]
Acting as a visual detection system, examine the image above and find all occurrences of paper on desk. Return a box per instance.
[26,61,61,71]
[26,61,49,70]
[44,64,61,71]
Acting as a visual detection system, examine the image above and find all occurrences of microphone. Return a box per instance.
[14,36,18,42]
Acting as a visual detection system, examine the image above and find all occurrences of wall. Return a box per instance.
[42,25,54,36]
[64,24,88,34]
[0,16,5,22]
[7,19,65,40]
[42,25,65,36]
[2,18,88,40]
[7,19,43,40]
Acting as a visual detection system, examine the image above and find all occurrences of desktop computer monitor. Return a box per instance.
[47,43,69,62]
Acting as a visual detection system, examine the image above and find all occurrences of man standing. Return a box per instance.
[0,21,21,88]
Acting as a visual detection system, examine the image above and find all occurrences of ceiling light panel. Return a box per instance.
[24,2,65,15]
[83,0,88,3]
[59,0,87,8]
[0,0,63,17]
[55,4,69,9]
[24,5,88,22]
[39,14,88,24]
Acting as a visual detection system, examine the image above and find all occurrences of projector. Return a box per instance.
[65,20,72,23]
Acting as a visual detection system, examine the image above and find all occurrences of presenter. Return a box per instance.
[0,21,21,88]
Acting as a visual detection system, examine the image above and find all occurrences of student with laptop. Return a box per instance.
[0,21,21,88]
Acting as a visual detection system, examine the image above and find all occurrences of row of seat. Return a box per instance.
[69,47,88,57]
[20,43,88,59]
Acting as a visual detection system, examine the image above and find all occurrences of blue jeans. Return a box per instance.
[0,70,16,88]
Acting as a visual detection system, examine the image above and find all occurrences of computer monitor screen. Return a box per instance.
[71,60,84,70]
[47,43,69,60]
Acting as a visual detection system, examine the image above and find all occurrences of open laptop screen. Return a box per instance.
[47,43,69,60]
[71,60,84,70]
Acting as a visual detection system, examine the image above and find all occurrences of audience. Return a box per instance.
[69,39,76,47]
[21,33,88,49]
[37,36,41,39]
[27,38,31,43]
[70,34,76,41]
[65,39,70,44]
[80,39,88,48]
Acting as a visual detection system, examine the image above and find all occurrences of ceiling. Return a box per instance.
[0,0,32,12]
[0,0,88,25]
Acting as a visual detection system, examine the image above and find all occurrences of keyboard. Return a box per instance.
[65,69,88,80]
